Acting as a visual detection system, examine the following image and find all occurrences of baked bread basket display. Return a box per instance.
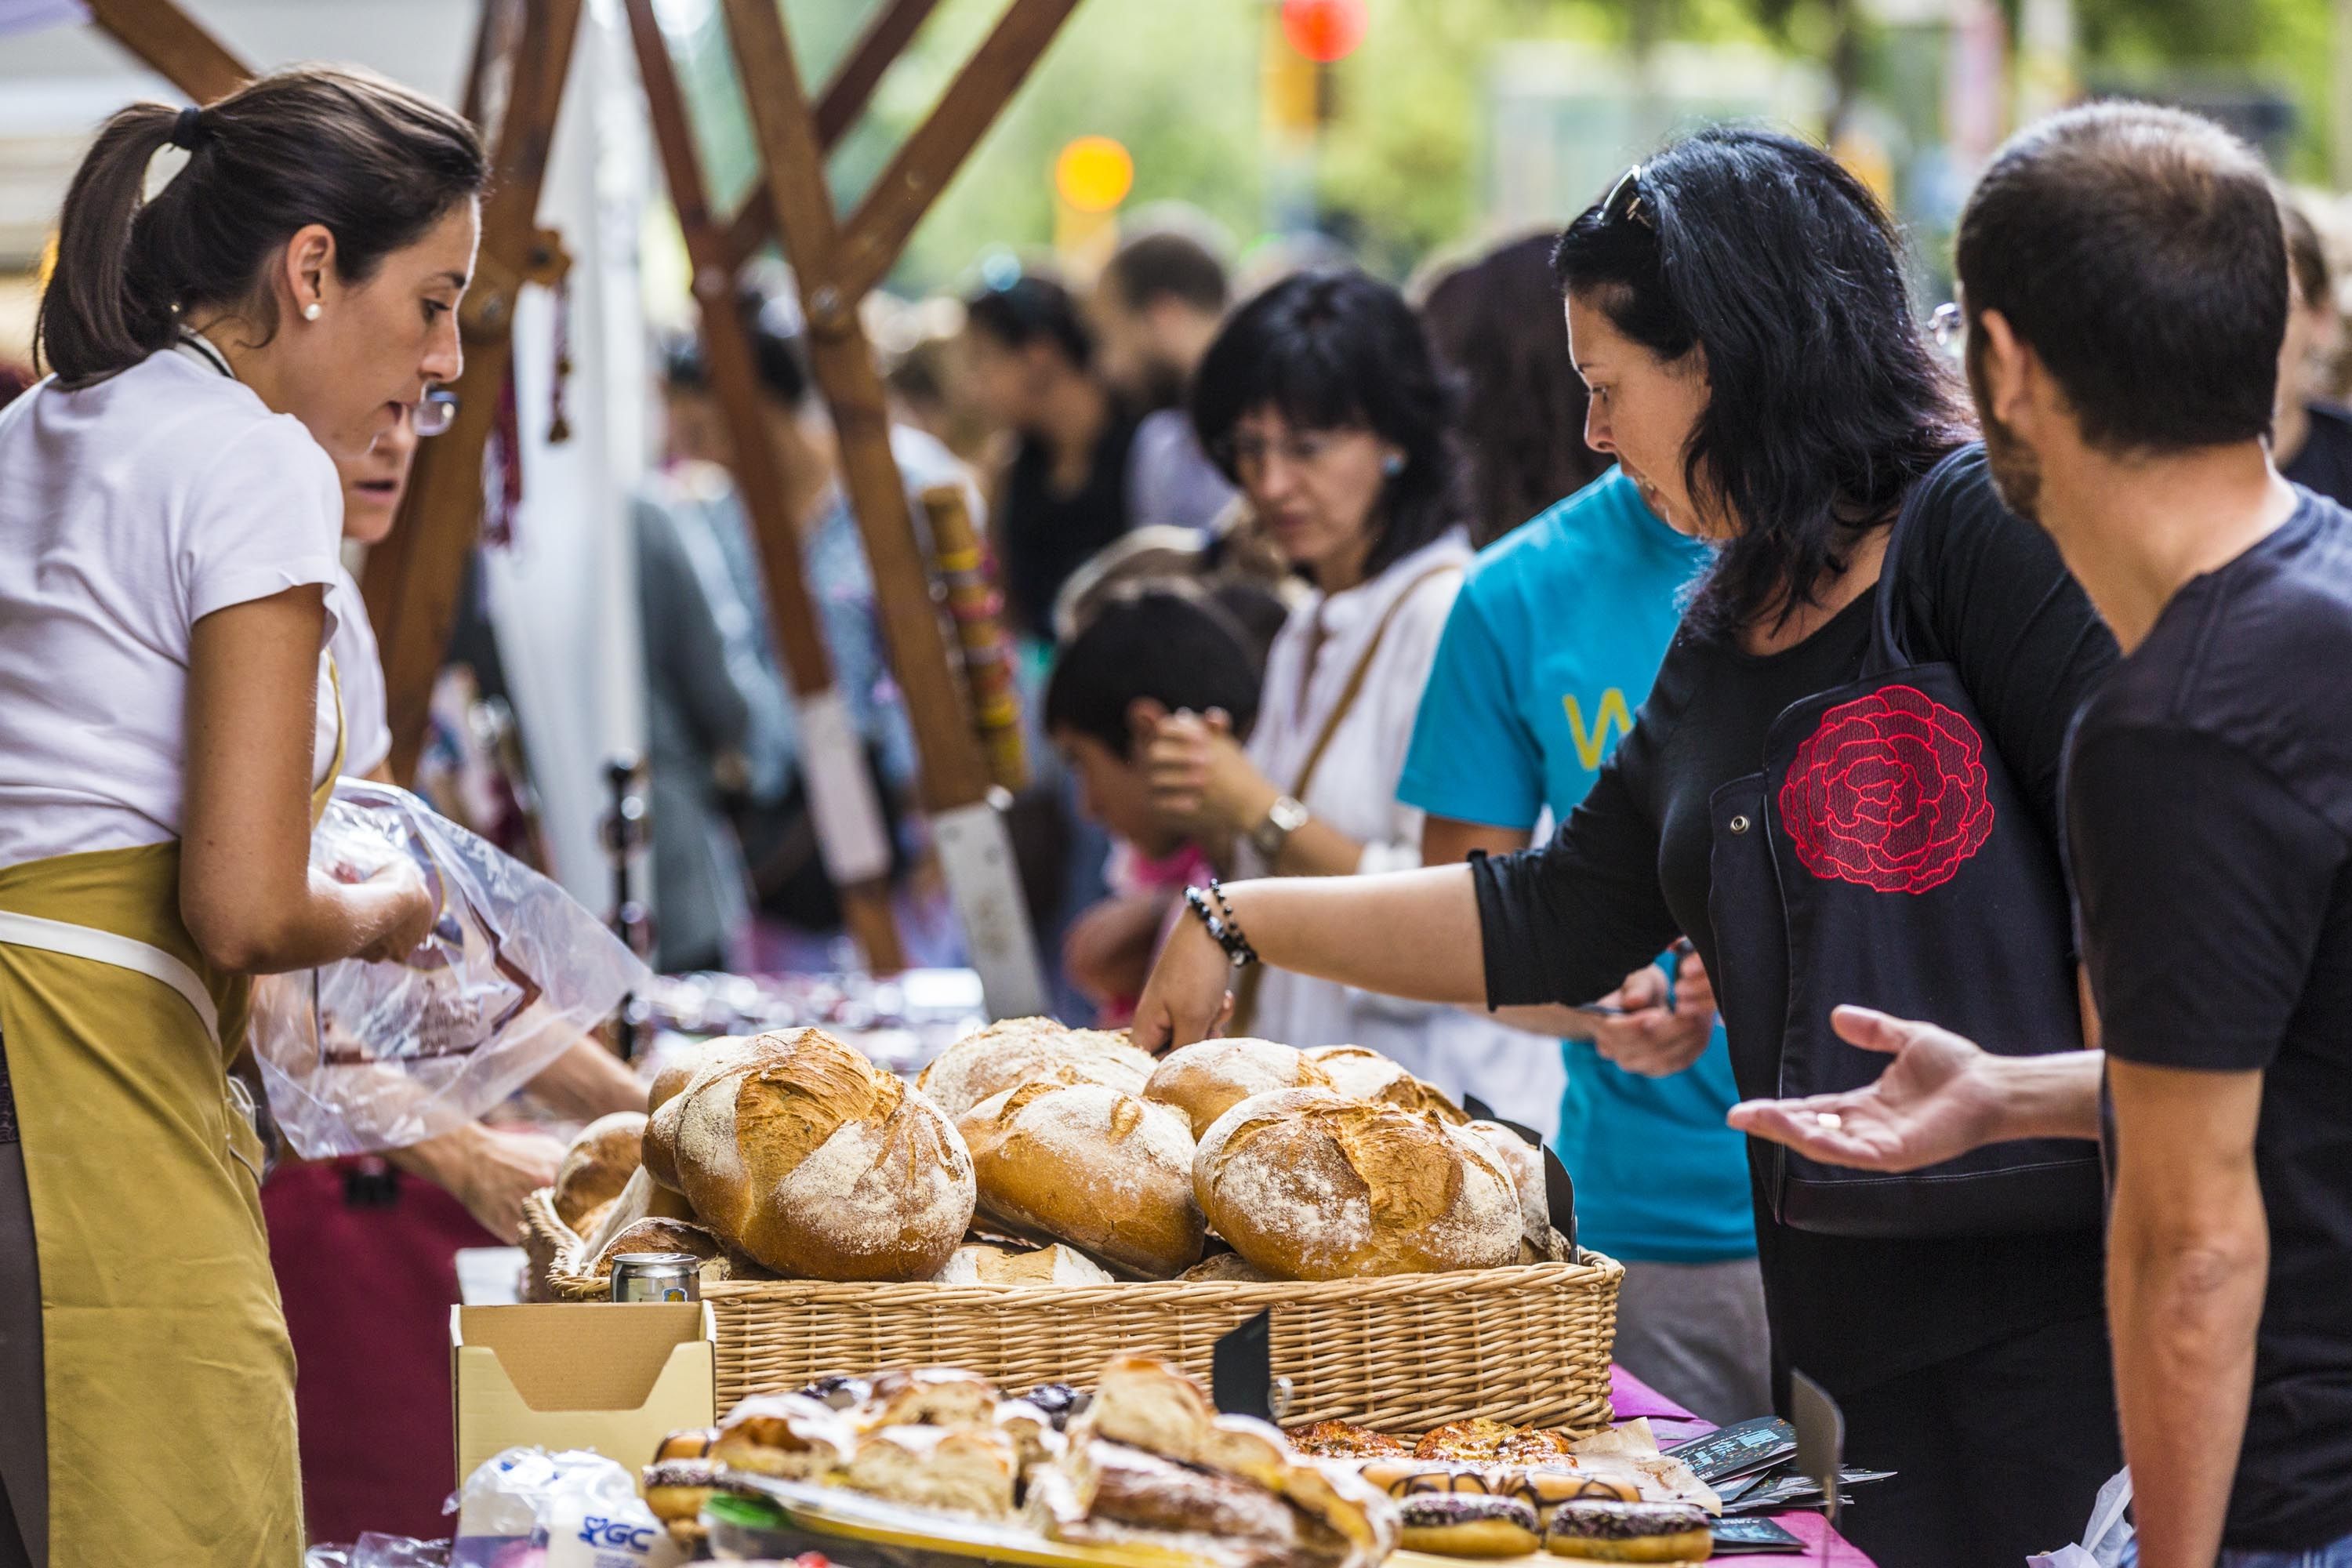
[526,1020,1622,1433]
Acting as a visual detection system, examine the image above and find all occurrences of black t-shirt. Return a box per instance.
[1475,447,2118,1394]
[2281,401,2352,510]
[2065,494,2352,1553]
[1000,409,1138,640]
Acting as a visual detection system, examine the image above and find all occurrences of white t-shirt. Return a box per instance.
[325,568,394,779]
[0,348,345,871]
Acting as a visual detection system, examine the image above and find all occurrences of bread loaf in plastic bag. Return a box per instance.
[249,779,649,1157]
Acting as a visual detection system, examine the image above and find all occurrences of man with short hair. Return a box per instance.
[1093,228,1238,535]
[1733,102,2352,1567]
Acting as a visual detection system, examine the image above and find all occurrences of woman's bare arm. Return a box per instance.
[180,587,433,972]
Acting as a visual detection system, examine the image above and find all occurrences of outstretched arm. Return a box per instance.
[1726,1005,2101,1168]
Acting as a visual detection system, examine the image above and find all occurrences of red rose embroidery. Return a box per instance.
[1777,684,1995,895]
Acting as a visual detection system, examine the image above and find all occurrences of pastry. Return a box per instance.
[1398,1494,1543,1558]
[552,1110,647,1229]
[854,1367,1003,1432]
[841,1424,1018,1518]
[1303,1045,1469,1122]
[641,1457,717,1537]
[1356,1457,1640,1509]
[1543,1499,1714,1561]
[1285,1419,1413,1458]
[646,1027,975,1280]
[957,1082,1205,1277]
[1414,1418,1523,1461]
[1142,1038,1332,1137]
[915,1017,1156,1118]
[1192,1089,1520,1279]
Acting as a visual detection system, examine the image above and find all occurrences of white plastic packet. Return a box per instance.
[450,1447,682,1568]
[2027,1467,2134,1568]
[249,780,649,1157]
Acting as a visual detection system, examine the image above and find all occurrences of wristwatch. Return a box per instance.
[1247,794,1311,862]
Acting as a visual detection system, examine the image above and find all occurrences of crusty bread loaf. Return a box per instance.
[1193,1088,1520,1279]
[1303,1046,1469,1123]
[1465,1120,1552,1254]
[591,1217,724,1277]
[957,1082,1204,1278]
[1143,1039,1333,1138]
[643,1033,797,1189]
[934,1242,1116,1287]
[656,1028,975,1280]
[916,1017,1156,1118]
[554,1110,648,1229]
[1176,1251,1279,1284]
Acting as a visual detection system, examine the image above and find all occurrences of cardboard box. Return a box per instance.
[451,1301,716,1486]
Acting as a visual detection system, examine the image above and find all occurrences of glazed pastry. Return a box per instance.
[1543,1499,1715,1562]
[1356,1457,1639,1508]
[1413,1417,1523,1461]
[1285,1419,1413,1458]
[1396,1494,1542,1558]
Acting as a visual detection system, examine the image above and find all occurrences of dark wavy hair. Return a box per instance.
[1422,234,1606,547]
[1553,126,1969,641]
[964,274,1094,371]
[1192,269,1465,580]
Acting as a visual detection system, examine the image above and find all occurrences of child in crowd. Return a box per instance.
[1044,584,1264,1022]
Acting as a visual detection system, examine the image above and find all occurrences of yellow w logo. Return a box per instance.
[1563,688,1635,771]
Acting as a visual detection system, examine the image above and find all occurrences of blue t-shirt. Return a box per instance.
[1398,469,1755,1264]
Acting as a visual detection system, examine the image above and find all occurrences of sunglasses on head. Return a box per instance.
[1602,163,1656,231]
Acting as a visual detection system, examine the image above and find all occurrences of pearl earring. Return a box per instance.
[303,303,322,321]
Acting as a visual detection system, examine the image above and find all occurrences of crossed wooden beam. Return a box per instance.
[85,0,1079,1009]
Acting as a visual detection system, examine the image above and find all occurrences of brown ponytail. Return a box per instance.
[34,67,486,387]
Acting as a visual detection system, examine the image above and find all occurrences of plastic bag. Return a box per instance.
[250,780,649,1157]
[449,1446,683,1568]
[2027,1467,2134,1568]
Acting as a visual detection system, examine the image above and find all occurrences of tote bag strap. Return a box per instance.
[1228,562,1459,1036]
[1867,445,1981,677]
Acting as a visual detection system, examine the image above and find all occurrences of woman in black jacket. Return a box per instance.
[1134,128,2120,1568]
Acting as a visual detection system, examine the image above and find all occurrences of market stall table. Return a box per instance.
[1609,1364,1878,1565]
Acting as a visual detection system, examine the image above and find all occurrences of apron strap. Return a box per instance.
[0,911,221,1046]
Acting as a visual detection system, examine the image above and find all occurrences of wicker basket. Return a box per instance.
[526,1190,1620,1434]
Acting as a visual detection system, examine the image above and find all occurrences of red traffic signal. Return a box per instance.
[1280,0,1367,64]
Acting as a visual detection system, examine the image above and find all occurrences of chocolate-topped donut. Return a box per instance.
[1398,1493,1542,1559]
[1544,1499,1714,1562]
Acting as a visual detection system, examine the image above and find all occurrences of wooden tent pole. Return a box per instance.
[361,0,584,783]
[622,0,907,972]
[83,0,249,104]
[712,0,1083,1017]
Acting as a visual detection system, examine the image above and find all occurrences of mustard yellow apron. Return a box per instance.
[0,668,344,1566]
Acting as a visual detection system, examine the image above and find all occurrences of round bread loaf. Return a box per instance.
[553,1110,648,1229]
[1304,1045,1469,1123]
[1398,1494,1541,1559]
[659,1028,975,1279]
[1542,1499,1713,1561]
[958,1083,1204,1277]
[591,1217,724,1276]
[1175,1251,1279,1284]
[1142,1038,1332,1138]
[1464,1120,1551,1253]
[1193,1089,1519,1279]
[644,1033,797,1189]
[916,1018,1157,1118]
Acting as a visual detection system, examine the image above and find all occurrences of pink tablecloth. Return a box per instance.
[1610,1364,1879,1566]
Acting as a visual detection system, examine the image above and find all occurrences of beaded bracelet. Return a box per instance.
[1183,883,1258,969]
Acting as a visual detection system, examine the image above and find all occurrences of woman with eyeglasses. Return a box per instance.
[0,69,479,1564]
[1134,130,2122,1566]
[1140,269,1553,1094]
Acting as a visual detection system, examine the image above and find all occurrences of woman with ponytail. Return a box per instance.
[0,67,483,1566]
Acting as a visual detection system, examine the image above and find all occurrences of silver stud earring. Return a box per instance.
[303,303,322,321]
[1381,453,1405,477]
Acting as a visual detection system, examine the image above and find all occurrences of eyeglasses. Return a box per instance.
[1218,427,1348,477]
[1929,302,1965,358]
[1602,163,1654,230]
[414,387,459,437]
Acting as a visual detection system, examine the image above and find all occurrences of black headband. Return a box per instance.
[168,105,205,151]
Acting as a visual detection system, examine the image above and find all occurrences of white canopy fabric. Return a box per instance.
[0,1,89,42]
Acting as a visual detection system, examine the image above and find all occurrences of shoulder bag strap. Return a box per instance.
[1227,562,1459,1036]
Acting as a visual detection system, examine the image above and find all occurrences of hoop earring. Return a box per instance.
[303,303,322,322]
